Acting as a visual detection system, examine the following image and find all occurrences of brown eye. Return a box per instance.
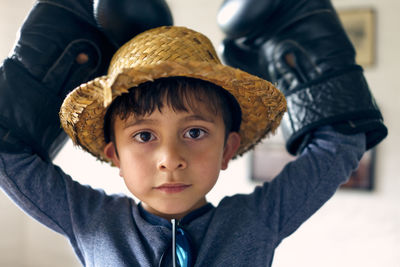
[184,128,206,139]
[133,131,155,143]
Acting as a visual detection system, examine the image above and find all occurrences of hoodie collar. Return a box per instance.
[137,202,214,228]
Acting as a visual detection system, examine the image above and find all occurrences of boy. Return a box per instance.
[0,1,387,267]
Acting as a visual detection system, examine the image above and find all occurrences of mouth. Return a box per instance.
[154,183,191,194]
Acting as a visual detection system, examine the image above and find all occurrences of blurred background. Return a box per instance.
[0,0,399,266]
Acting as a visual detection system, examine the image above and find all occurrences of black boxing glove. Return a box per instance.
[218,0,387,155]
[0,0,115,161]
[94,0,173,46]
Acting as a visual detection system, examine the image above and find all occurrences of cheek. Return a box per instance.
[118,144,152,170]
[191,144,224,177]
[119,151,155,189]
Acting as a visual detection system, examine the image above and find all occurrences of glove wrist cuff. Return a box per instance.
[282,68,387,154]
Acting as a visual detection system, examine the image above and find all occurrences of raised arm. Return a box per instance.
[249,127,365,239]
[0,0,173,261]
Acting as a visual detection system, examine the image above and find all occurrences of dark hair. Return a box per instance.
[104,76,241,146]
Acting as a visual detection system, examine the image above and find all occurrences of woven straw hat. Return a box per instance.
[60,26,286,163]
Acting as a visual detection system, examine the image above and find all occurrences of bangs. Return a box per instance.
[104,77,241,143]
[115,77,221,119]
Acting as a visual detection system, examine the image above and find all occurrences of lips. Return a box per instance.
[154,183,191,193]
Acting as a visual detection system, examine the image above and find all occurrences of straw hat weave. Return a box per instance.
[60,26,286,163]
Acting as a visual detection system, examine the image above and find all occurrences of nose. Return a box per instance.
[157,142,187,171]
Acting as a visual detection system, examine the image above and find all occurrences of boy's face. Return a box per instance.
[104,100,240,220]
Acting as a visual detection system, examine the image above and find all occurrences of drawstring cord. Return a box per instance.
[171,219,177,267]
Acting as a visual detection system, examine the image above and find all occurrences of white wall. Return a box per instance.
[0,0,399,266]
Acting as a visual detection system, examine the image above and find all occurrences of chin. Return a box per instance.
[160,204,191,216]
[153,201,197,219]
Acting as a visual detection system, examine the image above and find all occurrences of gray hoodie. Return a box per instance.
[0,127,365,266]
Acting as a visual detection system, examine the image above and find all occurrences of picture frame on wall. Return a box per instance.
[337,7,376,67]
[340,149,375,190]
[250,138,376,191]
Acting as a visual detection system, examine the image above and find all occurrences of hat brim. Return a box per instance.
[60,60,286,163]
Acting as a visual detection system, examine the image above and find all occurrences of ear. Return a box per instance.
[221,132,241,170]
[104,142,121,169]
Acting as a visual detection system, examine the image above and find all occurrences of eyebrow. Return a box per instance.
[122,118,156,129]
[182,114,215,124]
[122,113,215,129]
